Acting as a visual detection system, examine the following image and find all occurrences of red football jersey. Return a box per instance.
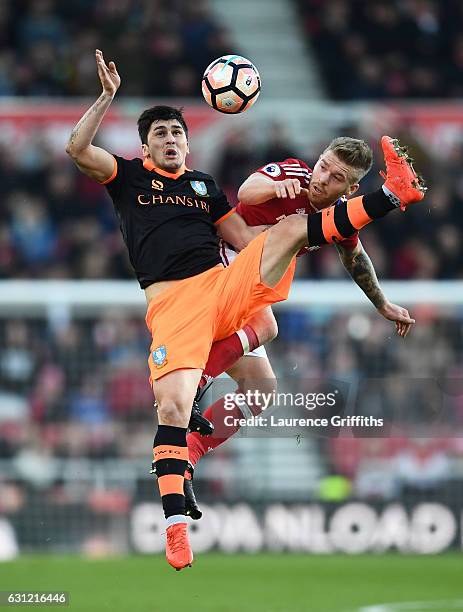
[236,158,359,252]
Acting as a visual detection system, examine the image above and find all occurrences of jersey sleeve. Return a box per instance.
[209,181,234,225]
[257,158,311,185]
[102,154,131,203]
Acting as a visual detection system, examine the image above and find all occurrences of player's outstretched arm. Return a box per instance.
[238,172,306,205]
[65,49,120,183]
[217,212,267,251]
[336,240,415,338]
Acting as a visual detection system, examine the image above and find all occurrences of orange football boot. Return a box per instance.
[166,522,193,571]
[380,135,427,211]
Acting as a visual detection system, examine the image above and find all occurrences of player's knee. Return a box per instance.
[156,398,189,427]
[247,377,277,415]
[262,317,278,343]
[257,375,277,397]
[249,310,278,344]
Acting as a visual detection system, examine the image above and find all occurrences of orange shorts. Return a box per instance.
[146,230,296,381]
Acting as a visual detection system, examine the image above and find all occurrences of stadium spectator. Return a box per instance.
[0,320,37,393]
[68,372,109,425]
[0,0,232,98]
[395,438,452,496]
[30,364,66,423]
[298,0,462,99]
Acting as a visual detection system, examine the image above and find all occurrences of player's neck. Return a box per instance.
[143,157,186,178]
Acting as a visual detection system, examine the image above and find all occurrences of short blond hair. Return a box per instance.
[324,137,373,183]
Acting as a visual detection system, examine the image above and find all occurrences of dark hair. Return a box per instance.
[324,137,373,183]
[137,105,188,144]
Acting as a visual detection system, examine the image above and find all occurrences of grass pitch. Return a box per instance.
[0,554,461,612]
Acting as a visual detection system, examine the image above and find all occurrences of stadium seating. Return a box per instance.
[0,0,231,97]
[295,0,463,99]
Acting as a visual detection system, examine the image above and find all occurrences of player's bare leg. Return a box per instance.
[261,214,307,287]
[228,353,278,412]
[151,368,202,570]
[154,369,201,427]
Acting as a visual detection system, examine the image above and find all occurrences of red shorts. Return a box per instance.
[146,231,296,381]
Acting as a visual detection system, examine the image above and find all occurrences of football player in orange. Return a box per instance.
[66,49,426,570]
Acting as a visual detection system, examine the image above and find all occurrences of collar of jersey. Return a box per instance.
[143,158,191,179]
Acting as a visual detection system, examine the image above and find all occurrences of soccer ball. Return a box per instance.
[201,55,261,114]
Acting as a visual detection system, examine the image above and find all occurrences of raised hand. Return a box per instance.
[377,301,415,338]
[95,49,120,97]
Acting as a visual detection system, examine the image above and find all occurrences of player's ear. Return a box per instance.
[141,143,150,159]
[348,183,359,197]
[186,140,190,155]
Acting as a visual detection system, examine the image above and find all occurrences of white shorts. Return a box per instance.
[219,240,268,360]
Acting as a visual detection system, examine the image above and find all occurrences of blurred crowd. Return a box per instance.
[0,140,134,281]
[0,0,459,102]
[0,315,154,462]
[0,0,232,97]
[0,0,460,102]
[327,435,461,501]
[298,0,463,99]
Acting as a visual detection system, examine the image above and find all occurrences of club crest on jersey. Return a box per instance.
[262,163,281,177]
[152,345,168,368]
[190,180,208,196]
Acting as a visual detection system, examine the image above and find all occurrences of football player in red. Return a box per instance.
[184,137,420,519]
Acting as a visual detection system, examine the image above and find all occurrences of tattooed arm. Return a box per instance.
[336,240,415,337]
[65,49,120,182]
[336,241,386,308]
